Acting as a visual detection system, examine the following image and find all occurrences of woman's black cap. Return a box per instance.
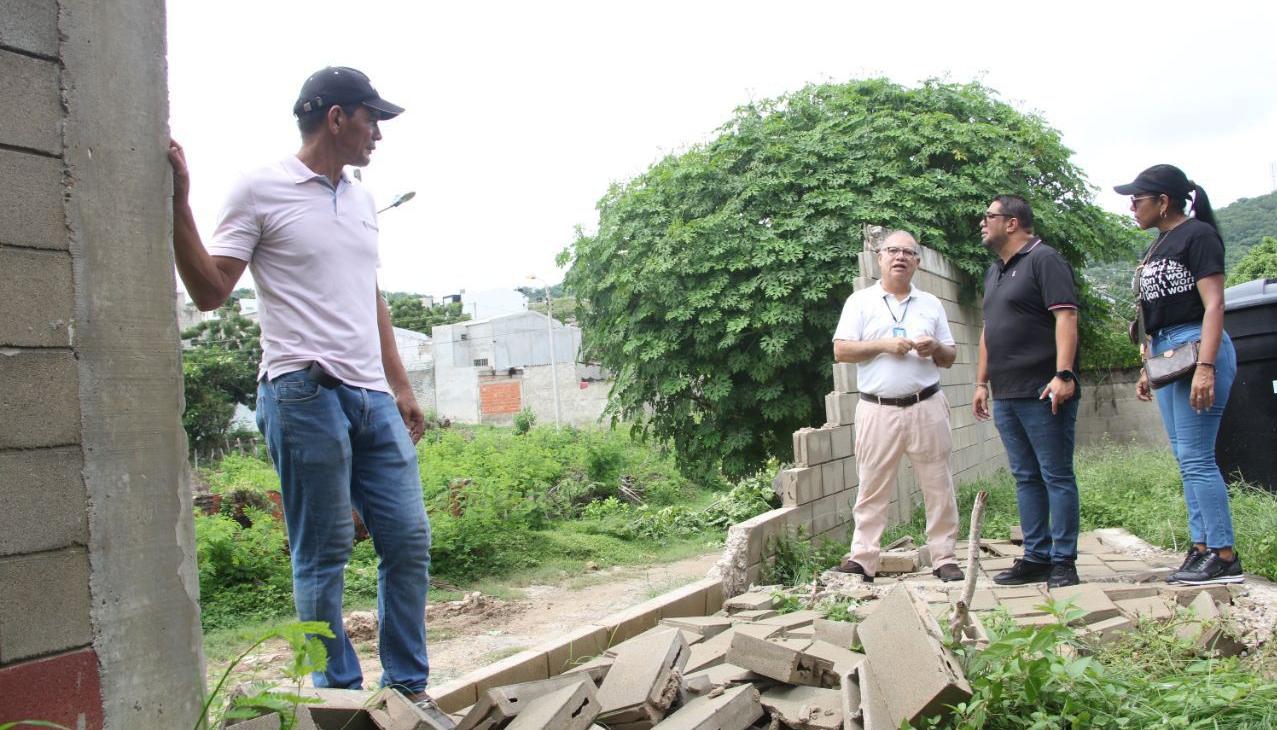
[1113,164,1193,198]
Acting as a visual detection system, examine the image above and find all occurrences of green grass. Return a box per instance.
[885,443,1277,581]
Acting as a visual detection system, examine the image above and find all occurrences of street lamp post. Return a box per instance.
[528,275,562,426]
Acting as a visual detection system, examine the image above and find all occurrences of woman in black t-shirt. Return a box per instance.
[1115,164,1241,586]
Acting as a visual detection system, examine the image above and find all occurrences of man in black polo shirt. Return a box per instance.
[972,195,1082,589]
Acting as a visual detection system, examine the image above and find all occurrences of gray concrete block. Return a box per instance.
[825,392,858,426]
[812,619,858,650]
[0,548,92,662]
[659,615,733,639]
[827,425,853,460]
[681,663,758,695]
[842,456,858,489]
[819,460,841,499]
[0,0,60,56]
[723,592,776,613]
[811,493,839,535]
[725,634,834,687]
[0,446,88,556]
[760,685,843,729]
[368,687,452,729]
[856,585,971,727]
[757,609,824,631]
[0,51,61,153]
[831,363,857,394]
[0,247,74,347]
[1045,583,1121,625]
[793,428,834,466]
[597,628,688,726]
[0,349,79,449]
[506,679,600,730]
[651,683,761,730]
[0,149,66,250]
[684,623,780,674]
[779,466,823,506]
[457,674,597,730]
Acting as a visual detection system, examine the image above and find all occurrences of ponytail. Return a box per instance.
[1189,181,1219,232]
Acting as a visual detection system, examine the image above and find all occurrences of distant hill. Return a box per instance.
[1218,190,1277,270]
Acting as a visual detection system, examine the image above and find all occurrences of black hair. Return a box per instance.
[1162,183,1219,232]
[296,103,362,137]
[992,194,1034,233]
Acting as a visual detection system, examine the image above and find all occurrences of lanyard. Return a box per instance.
[882,294,910,324]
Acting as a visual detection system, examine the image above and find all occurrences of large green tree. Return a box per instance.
[563,78,1140,477]
[181,301,261,453]
[385,293,471,333]
[1227,236,1277,286]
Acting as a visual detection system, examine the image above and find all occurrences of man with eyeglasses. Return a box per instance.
[168,68,453,725]
[831,231,964,583]
[974,195,1082,589]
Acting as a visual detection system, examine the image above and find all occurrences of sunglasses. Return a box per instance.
[878,246,920,258]
[1130,194,1159,207]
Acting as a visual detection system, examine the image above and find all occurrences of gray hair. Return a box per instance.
[877,230,919,252]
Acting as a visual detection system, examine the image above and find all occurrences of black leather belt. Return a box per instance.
[861,382,940,407]
[307,361,342,389]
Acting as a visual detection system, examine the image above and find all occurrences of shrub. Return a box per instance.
[512,407,536,435]
[195,510,294,630]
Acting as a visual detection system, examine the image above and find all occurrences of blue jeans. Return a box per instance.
[257,370,431,692]
[993,396,1080,564]
[1151,323,1237,549]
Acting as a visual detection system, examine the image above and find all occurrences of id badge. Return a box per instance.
[892,326,906,338]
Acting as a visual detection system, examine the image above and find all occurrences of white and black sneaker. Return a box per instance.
[1173,551,1244,585]
[1166,548,1210,584]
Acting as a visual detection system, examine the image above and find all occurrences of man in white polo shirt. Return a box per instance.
[831,231,963,583]
[168,67,450,722]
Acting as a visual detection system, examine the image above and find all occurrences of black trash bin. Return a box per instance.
[1217,278,1277,492]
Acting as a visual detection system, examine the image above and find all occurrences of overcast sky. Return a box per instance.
[167,1,1277,298]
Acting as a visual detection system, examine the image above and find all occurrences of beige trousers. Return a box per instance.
[850,391,959,574]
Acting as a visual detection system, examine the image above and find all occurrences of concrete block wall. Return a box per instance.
[1075,368,1168,448]
[0,2,205,728]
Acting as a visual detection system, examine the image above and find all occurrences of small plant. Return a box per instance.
[761,530,845,586]
[512,407,537,435]
[197,620,334,730]
[0,723,71,730]
[817,596,860,624]
[770,589,802,614]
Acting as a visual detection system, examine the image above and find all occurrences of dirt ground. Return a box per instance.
[217,551,721,689]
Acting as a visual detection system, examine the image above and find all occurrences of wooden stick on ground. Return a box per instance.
[950,490,988,641]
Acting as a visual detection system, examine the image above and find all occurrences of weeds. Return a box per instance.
[198,620,333,730]
[760,529,845,586]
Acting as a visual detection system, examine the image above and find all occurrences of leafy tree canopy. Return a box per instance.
[386,294,470,334]
[1218,190,1277,270]
[181,301,261,454]
[1227,236,1277,286]
[562,78,1141,477]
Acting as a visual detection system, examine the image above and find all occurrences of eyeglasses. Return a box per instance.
[1130,195,1158,207]
[878,246,920,258]
[982,212,1011,221]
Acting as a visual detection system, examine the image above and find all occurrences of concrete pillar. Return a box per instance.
[0,1,205,727]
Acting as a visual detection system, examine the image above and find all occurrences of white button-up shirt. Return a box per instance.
[832,282,955,397]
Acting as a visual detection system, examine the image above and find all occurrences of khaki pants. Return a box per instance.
[850,391,959,574]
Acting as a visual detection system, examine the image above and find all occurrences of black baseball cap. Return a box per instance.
[1113,164,1193,199]
[292,66,404,119]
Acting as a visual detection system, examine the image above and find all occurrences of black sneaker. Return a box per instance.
[1173,551,1244,585]
[1167,548,1210,584]
[835,558,874,583]
[1047,562,1080,589]
[992,558,1052,586]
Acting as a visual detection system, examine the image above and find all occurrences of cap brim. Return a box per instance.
[1113,181,1146,195]
[363,97,404,119]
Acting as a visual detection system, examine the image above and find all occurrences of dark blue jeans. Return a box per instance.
[993,396,1080,564]
[257,369,431,692]
[1151,323,1237,549]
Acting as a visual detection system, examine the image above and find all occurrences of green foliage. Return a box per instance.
[199,620,333,730]
[386,294,470,334]
[182,300,261,454]
[578,471,778,541]
[195,511,294,630]
[563,78,1141,477]
[1219,190,1277,271]
[817,596,860,624]
[943,601,1277,729]
[770,590,802,614]
[512,407,537,435]
[1227,235,1277,286]
[201,453,280,496]
[761,529,845,586]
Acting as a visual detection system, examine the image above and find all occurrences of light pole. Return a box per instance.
[527,275,562,426]
[377,190,417,214]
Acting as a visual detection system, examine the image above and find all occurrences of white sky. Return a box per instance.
[167,1,1277,297]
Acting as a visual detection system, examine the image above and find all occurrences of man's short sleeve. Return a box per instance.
[832,294,863,341]
[207,175,261,262]
[1036,250,1078,311]
[1186,225,1225,280]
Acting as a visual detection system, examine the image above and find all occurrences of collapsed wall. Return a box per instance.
[0,1,205,727]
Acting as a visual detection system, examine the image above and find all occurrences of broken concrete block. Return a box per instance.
[1079,615,1135,642]
[368,688,453,730]
[1099,585,1162,602]
[1162,584,1231,607]
[292,688,378,730]
[1046,583,1121,625]
[825,391,858,426]
[682,663,758,695]
[457,674,598,730]
[804,639,866,678]
[597,628,689,727]
[684,623,781,674]
[878,550,919,574]
[730,608,779,622]
[854,658,893,730]
[1117,596,1174,621]
[812,618,858,650]
[828,425,854,460]
[1177,592,1246,657]
[723,592,776,613]
[999,596,1050,618]
[989,585,1044,600]
[831,363,856,394]
[760,685,844,729]
[651,683,763,730]
[725,633,834,687]
[856,585,972,727]
[659,615,734,639]
[784,625,815,639]
[505,679,600,730]
[794,428,835,467]
[564,655,613,685]
[781,466,824,506]
[607,626,701,657]
[757,609,824,630]
[1009,525,1023,545]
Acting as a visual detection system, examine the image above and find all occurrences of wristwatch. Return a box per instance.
[1055,370,1076,382]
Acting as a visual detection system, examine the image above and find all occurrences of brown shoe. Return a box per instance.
[403,691,457,730]
[932,563,965,582]
[835,558,874,583]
